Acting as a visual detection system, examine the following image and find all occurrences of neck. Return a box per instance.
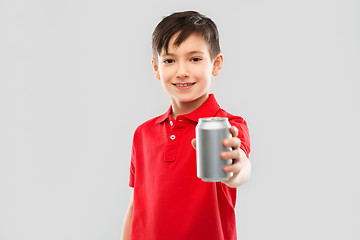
[171,93,209,119]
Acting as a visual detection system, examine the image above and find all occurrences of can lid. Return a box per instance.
[199,117,228,122]
[197,117,230,129]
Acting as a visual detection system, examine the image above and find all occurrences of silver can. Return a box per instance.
[196,117,233,182]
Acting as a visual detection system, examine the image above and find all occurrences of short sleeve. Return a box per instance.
[230,117,251,158]
[129,132,137,188]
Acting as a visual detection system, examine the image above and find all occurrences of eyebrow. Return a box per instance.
[160,50,205,57]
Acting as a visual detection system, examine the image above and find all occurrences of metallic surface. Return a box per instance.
[196,117,233,182]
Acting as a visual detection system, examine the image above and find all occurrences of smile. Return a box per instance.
[172,82,196,87]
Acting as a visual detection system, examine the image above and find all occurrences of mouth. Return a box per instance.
[172,82,196,87]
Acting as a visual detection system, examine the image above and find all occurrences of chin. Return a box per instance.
[173,92,206,103]
[174,96,195,103]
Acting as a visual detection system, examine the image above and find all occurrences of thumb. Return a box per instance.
[191,138,196,149]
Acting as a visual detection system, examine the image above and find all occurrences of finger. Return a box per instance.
[220,148,240,161]
[191,138,196,149]
[229,126,238,138]
[223,161,242,173]
[222,137,241,149]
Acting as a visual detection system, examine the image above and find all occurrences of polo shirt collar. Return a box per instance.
[155,94,220,124]
[155,105,173,124]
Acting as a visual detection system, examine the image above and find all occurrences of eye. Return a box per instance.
[163,59,174,64]
[191,57,202,62]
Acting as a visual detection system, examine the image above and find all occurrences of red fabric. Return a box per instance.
[129,94,250,240]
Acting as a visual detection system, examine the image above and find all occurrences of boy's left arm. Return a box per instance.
[191,126,251,188]
[220,126,251,188]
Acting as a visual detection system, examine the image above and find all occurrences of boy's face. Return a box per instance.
[152,33,223,107]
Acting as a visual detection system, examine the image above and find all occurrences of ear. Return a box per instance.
[212,53,223,77]
[152,58,161,80]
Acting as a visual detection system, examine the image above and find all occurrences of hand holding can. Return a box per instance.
[195,117,233,182]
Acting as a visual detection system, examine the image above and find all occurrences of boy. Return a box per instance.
[121,11,251,240]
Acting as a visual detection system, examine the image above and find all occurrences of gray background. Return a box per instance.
[0,0,359,239]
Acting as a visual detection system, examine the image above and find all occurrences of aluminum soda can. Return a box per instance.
[195,117,233,182]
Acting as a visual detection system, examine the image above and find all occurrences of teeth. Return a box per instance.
[176,83,194,87]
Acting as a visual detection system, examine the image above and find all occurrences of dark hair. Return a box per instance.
[152,11,221,61]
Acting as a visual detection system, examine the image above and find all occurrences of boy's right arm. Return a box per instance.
[121,189,134,240]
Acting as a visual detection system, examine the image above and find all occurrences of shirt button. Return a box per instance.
[170,121,173,126]
[170,135,176,140]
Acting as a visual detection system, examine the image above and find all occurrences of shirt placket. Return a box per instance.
[164,116,184,162]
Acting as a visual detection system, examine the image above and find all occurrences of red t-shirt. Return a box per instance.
[129,94,250,240]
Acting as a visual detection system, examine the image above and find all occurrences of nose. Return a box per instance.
[176,63,190,79]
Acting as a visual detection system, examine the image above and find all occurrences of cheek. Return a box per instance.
[159,67,173,81]
[192,66,213,81]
